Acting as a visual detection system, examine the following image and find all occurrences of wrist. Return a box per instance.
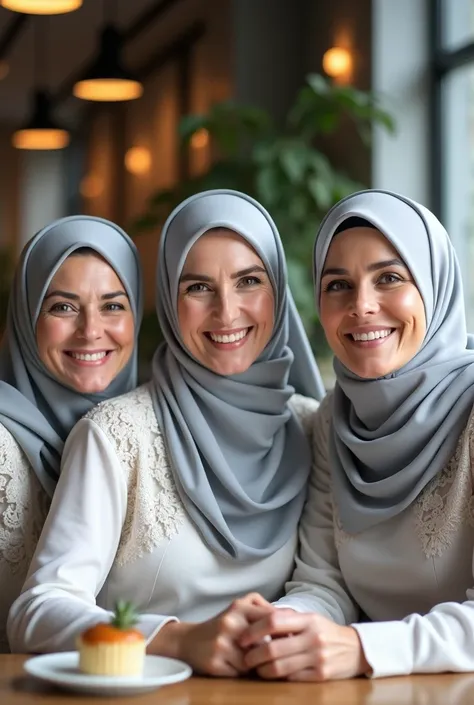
[148,621,191,660]
[349,626,372,676]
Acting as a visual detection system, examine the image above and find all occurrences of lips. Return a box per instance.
[205,327,252,344]
[65,351,111,361]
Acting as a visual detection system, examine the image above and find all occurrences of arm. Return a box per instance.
[354,588,474,678]
[275,397,359,625]
[7,418,174,654]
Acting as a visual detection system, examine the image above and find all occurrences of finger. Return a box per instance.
[240,609,303,647]
[244,632,309,670]
[223,643,248,673]
[256,653,313,680]
[288,668,319,682]
[233,592,272,609]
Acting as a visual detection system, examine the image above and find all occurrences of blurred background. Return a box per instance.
[0,0,470,384]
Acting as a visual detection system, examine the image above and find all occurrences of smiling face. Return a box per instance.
[319,226,426,379]
[177,229,275,376]
[36,251,135,393]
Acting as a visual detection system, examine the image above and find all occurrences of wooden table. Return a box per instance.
[3,655,474,704]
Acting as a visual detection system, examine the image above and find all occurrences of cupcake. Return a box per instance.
[77,601,146,677]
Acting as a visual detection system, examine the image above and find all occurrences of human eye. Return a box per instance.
[103,302,126,312]
[323,279,350,292]
[185,282,210,294]
[378,272,403,285]
[238,276,262,287]
[49,302,76,314]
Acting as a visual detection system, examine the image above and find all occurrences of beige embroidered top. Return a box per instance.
[7,383,319,654]
[276,393,474,678]
[0,424,49,653]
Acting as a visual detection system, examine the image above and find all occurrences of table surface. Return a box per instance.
[3,655,474,705]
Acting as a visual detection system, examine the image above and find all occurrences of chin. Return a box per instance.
[346,362,395,380]
[70,377,112,394]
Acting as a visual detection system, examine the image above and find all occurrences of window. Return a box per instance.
[432,0,474,325]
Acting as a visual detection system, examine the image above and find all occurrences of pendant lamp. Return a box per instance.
[1,1,82,14]
[12,19,70,150]
[73,0,143,102]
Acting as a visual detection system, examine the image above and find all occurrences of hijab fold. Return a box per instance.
[0,216,142,497]
[313,189,474,534]
[151,189,325,560]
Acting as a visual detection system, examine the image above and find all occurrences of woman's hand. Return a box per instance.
[150,593,273,677]
[240,608,370,681]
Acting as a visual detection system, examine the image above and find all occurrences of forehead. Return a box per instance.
[182,228,264,267]
[48,253,122,286]
[326,226,402,261]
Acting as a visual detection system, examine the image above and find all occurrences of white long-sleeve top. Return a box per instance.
[276,393,474,678]
[7,383,319,654]
[0,424,49,653]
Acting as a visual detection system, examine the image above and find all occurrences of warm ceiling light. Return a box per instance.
[322,47,352,81]
[125,146,151,175]
[191,128,209,149]
[74,78,142,102]
[1,0,82,14]
[13,128,69,150]
[12,90,70,150]
[73,26,143,102]
[80,173,103,199]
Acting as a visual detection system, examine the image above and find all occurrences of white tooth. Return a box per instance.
[228,334,236,343]
[367,331,375,341]
[222,335,229,343]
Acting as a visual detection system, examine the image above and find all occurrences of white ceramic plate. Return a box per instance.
[24,651,192,697]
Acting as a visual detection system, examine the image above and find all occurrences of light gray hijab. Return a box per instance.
[314,189,474,534]
[0,216,143,498]
[152,189,325,560]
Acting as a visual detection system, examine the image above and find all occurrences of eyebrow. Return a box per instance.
[43,289,127,301]
[321,258,406,277]
[179,265,267,283]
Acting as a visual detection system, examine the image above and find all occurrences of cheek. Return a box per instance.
[249,291,274,328]
[394,290,426,329]
[109,315,135,349]
[35,318,69,351]
[319,299,341,339]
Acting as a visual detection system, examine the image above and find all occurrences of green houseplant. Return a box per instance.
[132,74,394,357]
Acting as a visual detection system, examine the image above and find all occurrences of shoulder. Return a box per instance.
[289,393,320,436]
[84,383,154,430]
[0,422,29,469]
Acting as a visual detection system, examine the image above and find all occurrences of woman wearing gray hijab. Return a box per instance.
[0,215,142,652]
[8,190,325,675]
[240,189,474,681]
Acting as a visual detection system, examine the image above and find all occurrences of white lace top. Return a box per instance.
[0,424,50,653]
[276,393,474,678]
[7,383,319,654]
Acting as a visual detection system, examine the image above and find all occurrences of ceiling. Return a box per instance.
[0,0,202,125]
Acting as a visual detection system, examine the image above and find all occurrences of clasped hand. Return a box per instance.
[156,592,368,680]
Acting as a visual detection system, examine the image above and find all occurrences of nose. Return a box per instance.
[76,307,103,340]
[348,283,380,317]
[214,288,240,326]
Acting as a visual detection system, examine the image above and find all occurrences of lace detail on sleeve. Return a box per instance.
[85,385,185,568]
[0,424,50,652]
[0,425,49,574]
[414,407,474,558]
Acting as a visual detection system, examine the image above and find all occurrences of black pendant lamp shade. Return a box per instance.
[73,24,143,102]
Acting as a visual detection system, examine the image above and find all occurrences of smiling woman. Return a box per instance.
[7,190,326,677]
[36,250,135,394]
[234,190,474,683]
[0,216,142,653]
